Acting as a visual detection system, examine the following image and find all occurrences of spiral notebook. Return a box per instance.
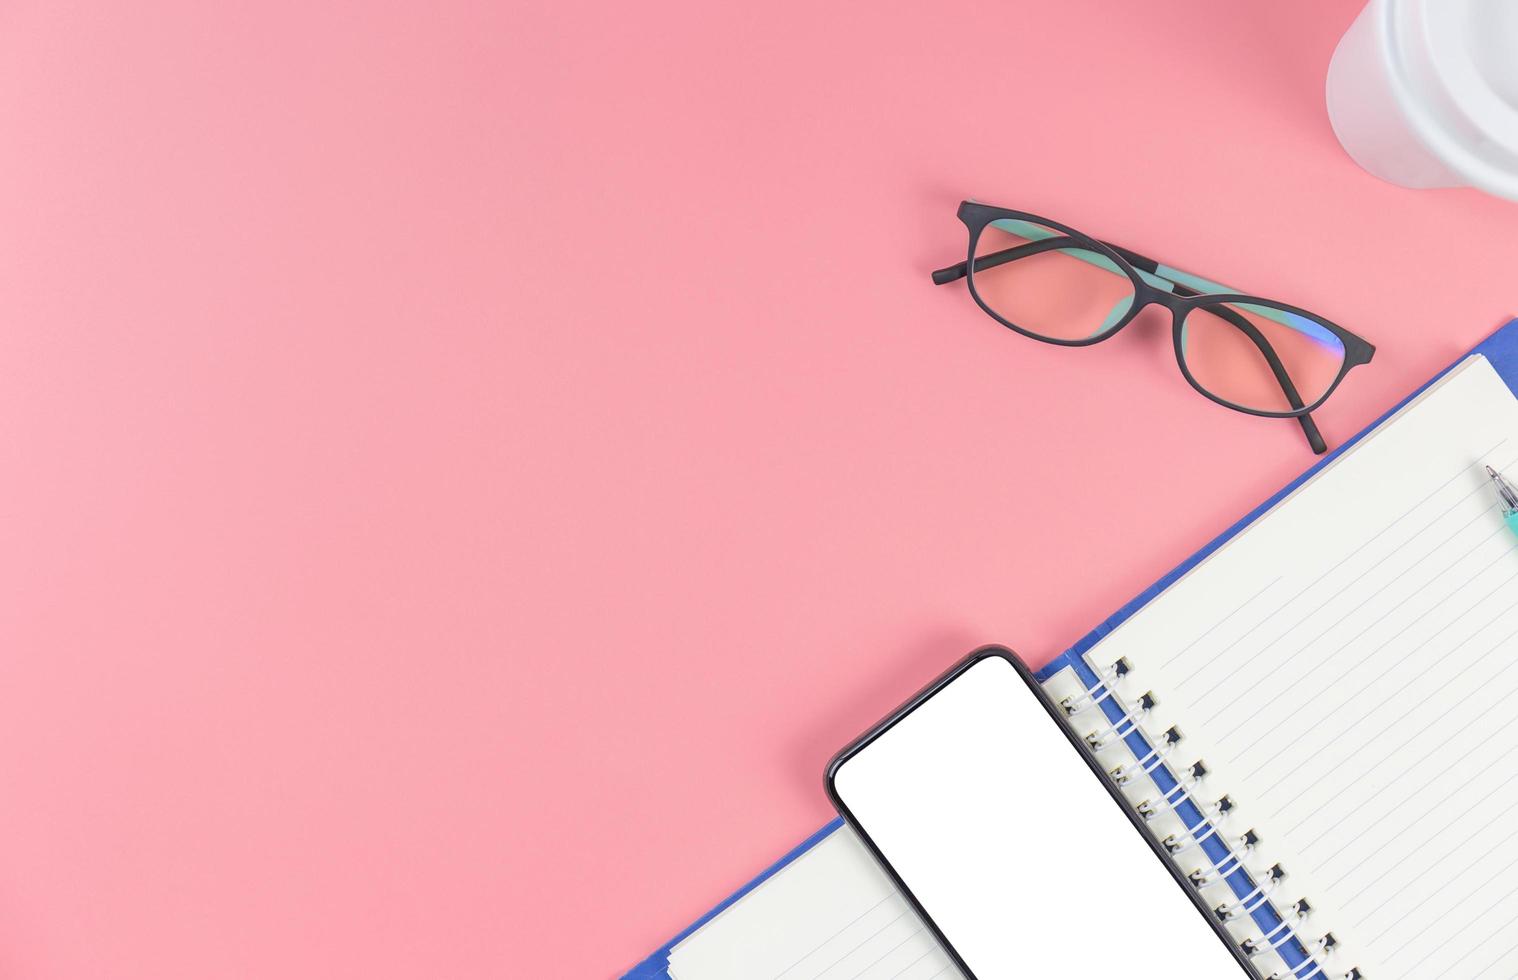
[628,319,1518,980]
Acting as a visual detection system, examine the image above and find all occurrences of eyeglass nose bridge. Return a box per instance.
[1126,276,1195,319]
[1086,279,1190,343]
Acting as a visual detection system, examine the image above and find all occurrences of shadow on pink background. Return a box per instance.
[3,1,1517,977]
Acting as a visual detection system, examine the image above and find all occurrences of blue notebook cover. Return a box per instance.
[626,318,1518,980]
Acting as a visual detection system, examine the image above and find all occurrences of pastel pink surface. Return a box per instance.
[3,1,1517,977]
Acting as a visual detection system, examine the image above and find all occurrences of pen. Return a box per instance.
[1486,465,1518,539]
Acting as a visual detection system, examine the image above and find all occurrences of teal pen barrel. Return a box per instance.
[1506,511,1518,538]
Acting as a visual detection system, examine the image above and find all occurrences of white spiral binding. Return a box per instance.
[1189,844,1252,888]
[1108,739,1177,786]
[1216,868,1282,921]
[1146,769,1203,813]
[1244,912,1310,957]
[1163,801,1231,855]
[1083,696,1153,750]
[1060,659,1362,980]
[1059,658,1129,714]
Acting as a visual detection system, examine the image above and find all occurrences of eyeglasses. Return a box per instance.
[932,201,1375,455]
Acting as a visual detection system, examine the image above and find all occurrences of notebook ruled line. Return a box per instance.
[1301,709,1518,862]
[1224,518,1507,753]
[1191,479,1511,727]
[1234,564,1518,778]
[1382,875,1518,975]
[1393,908,1518,980]
[1299,681,1518,871]
[770,895,896,980]
[884,947,936,980]
[1343,791,1515,917]
[1209,518,1511,744]
[794,909,910,980]
[1461,932,1518,980]
[1157,576,1282,673]
[1244,562,1518,794]
[1162,441,1504,686]
[1269,623,1518,823]
[845,928,923,980]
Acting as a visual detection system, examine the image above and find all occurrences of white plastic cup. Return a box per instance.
[1326,0,1518,201]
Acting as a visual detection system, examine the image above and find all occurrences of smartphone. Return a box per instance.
[826,646,1256,979]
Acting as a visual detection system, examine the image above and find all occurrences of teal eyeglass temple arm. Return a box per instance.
[932,236,1328,454]
[932,219,1313,330]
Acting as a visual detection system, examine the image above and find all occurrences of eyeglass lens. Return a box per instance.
[969,218,1347,414]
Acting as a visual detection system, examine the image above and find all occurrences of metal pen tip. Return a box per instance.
[1489,464,1518,513]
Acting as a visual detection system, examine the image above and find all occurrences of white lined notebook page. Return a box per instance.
[1083,355,1518,980]
[667,826,961,980]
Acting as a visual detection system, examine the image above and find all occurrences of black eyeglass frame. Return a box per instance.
[932,201,1376,455]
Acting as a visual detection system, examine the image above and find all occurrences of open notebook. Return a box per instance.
[1061,353,1518,979]
[629,323,1518,980]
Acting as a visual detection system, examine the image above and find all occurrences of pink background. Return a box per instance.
[4,1,1518,977]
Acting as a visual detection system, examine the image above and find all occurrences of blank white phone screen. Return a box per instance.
[831,656,1248,979]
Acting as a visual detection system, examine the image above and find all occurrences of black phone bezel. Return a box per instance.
[824,644,1261,980]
